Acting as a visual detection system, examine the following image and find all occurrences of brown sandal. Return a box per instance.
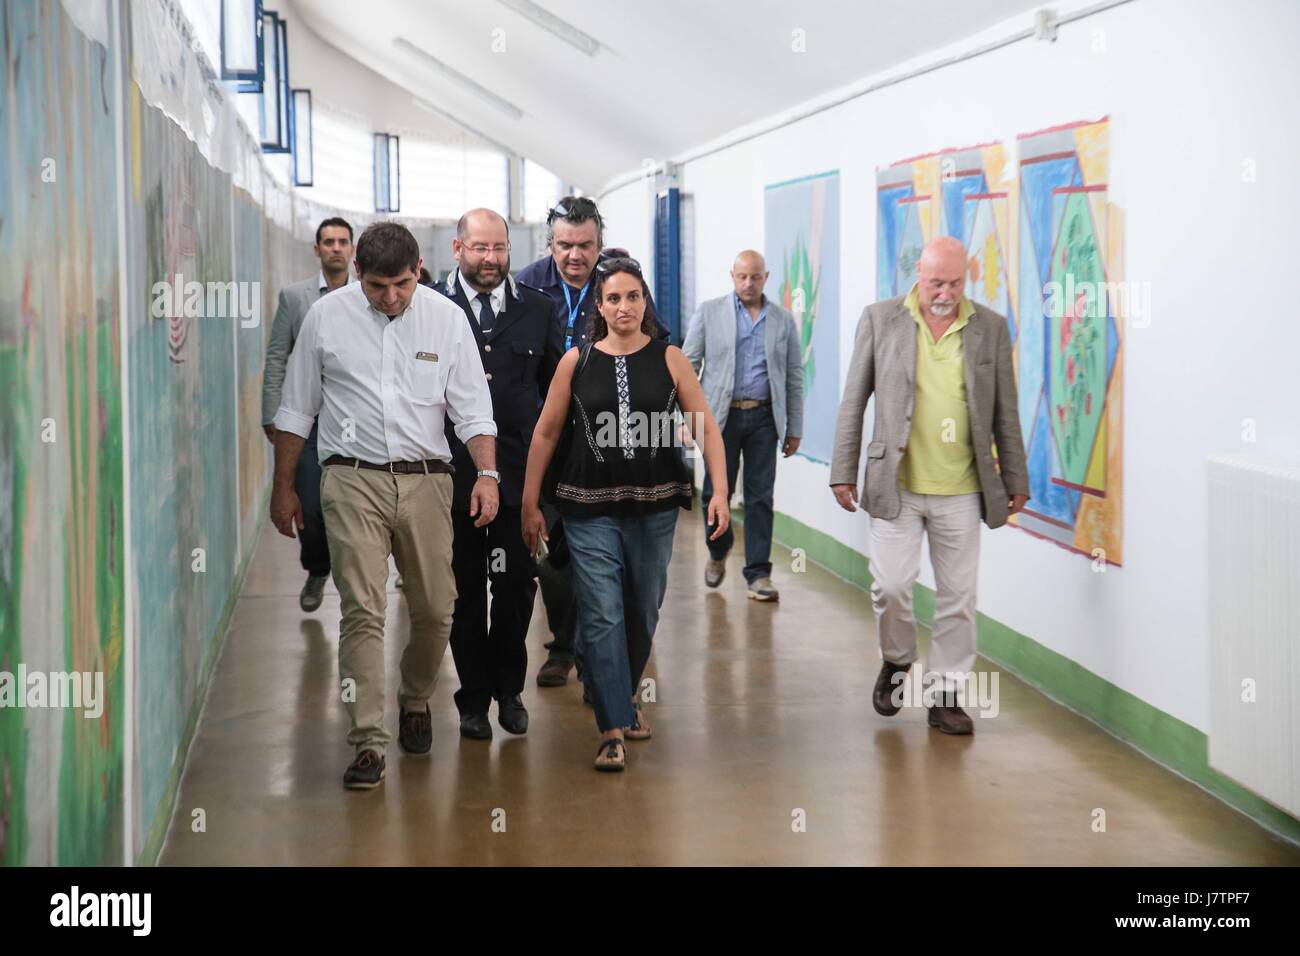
[625,706,652,741]
[594,737,626,772]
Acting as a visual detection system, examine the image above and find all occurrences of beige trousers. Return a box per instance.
[320,464,457,755]
[869,489,981,692]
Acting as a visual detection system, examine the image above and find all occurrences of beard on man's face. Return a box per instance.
[462,255,509,290]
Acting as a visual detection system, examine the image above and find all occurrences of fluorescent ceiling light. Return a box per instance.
[411,97,519,158]
[393,37,524,120]
[495,0,600,57]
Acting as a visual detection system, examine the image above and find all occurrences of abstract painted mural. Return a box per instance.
[1014,118,1122,565]
[235,192,267,548]
[0,0,125,865]
[126,90,241,849]
[876,125,1122,564]
[876,141,1014,338]
[764,171,840,464]
[3,0,316,866]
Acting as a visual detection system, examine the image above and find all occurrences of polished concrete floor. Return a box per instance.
[158,514,1300,866]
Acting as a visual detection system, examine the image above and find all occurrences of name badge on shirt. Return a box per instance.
[415,351,439,362]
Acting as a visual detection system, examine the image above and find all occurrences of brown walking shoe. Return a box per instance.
[536,657,572,687]
[398,704,432,755]
[343,749,386,789]
[927,705,975,735]
[872,660,912,716]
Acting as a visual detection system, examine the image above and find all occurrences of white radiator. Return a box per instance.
[1207,454,1300,818]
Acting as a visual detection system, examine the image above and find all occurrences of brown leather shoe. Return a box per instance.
[398,704,432,755]
[872,660,912,716]
[343,749,386,789]
[536,657,572,687]
[927,705,974,735]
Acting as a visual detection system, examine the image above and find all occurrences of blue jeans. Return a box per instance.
[565,508,679,732]
[701,405,777,583]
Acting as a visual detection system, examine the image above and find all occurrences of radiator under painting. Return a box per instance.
[1207,454,1300,818]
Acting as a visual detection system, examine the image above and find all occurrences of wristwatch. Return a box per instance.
[477,469,501,483]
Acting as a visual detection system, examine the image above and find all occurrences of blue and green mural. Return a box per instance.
[763,171,841,464]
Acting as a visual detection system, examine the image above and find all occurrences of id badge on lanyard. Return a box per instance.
[562,282,589,351]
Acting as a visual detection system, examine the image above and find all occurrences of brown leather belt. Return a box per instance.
[322,455,453,475]
[730,399,771,410]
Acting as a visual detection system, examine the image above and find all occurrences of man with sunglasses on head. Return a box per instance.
[515,196,670,350]
[436,209,563,740]
[516,197,670,690]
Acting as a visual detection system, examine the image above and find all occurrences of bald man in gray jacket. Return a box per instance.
[683,250,805,601]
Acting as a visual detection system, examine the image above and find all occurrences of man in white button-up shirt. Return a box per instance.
[270,222,499,789]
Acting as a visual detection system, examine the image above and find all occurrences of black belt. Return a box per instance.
[323,455,453,475]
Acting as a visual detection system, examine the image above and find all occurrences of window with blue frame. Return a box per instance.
[291,90,313,186]
[655,188,682,344]
[255,10,290,152]
[374,134,400,212]
[220,0,263,86]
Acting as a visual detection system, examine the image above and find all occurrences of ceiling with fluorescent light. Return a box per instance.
[288,0,1046,191]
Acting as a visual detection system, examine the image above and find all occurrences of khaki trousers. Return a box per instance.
[320,464,457,755]
[869,489,981,692]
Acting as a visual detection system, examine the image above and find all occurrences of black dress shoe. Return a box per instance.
[299,573,328,612]
[459,712,492,740]
[497,694,529,735]
[398,704,432,755]
[343,749,385,789]
[872,660,912,716]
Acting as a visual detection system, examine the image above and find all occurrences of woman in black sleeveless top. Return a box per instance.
[523,258,729,771]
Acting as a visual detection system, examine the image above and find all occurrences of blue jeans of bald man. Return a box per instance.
[701,404,777,583]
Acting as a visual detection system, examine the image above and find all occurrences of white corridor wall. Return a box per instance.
[598,0,1300,733]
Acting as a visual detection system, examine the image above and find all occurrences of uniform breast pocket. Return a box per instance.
[513,341,542,387]
[407,351,442,403]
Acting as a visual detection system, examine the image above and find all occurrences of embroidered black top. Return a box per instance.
[552,338,693,517]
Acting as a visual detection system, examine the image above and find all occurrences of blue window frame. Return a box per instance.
[291,89,313,186]
[221,0,263,87]
[257,11,291,153]
[374,133,400,212]
[655,187,682,343]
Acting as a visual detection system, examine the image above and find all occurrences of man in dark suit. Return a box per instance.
[438,208,564,739]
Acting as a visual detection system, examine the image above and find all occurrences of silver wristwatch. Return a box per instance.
[477,469,501,484]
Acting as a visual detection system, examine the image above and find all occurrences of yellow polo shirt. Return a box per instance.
[896,285,981,495]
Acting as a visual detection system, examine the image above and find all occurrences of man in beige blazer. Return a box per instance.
[830,236,1028,734]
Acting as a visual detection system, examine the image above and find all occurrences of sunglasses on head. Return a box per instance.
[595,256,642,275]
[547,196,600,224]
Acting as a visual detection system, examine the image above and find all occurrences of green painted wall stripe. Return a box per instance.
[744,505,1300,846]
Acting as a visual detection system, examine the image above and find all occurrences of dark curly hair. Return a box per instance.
[588,257,655,341]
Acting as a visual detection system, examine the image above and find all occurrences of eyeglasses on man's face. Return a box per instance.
[465,242,510,256]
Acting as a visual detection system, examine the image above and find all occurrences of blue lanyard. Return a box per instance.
[561,281,589,349]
